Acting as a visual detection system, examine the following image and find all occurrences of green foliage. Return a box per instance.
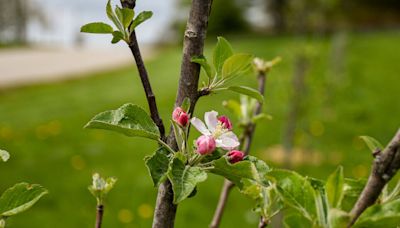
[0,183,47,217]
[353,198,400,227]
[221,54,253,79]
[359,136,384,152]
[181,97,191,113]
[341,178,366,212]
[130,11,153,31]
[145,148,170,187]
[0,150,9,162]
[80,22,114,34]
[85,103,160,140]
[283,213,312,228]
[115,6,134,29]
[191,55,212,78]
[210,156,269,189]
[328,209,350,228]
[213,37,234,75]
[227,86,264,103]
[81,0,152,44]
[325,166,344,208]
[111,31,124,44]
[167,157,207,204]
[267,170,317,222]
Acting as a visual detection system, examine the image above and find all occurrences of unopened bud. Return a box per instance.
[218,116,233,130]
[227,150,245,163]
[172,107,189,127]
[196,135,216,155]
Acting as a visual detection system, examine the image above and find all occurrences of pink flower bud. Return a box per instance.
[218,116,233,130]
[172,107,189,127]
[196,135,216,155]
[227,150,245,163]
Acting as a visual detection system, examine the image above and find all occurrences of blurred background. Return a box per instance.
[0,0,399,227]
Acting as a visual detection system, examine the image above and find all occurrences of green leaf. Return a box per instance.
[227,86,264,104]
[191,55,212,78]
[326,166,344,208]
[359,136,384,153]
[0,183,48,217]
[329,209,350,228]
[353,198,400,227]
[0,149,10,162]
[111,31,124,44]
[267,170,317,221]
[181,97,191,113]
[221,53,253,79]
[115,6,134,29]
[308,177,329,227]
[210,156,269,189]
[80,22,114,34]
[341,178,366,212]
[210,157,256,188]
[131,11,153,30]
[145,148,170,187]
[106,0,124,32]
[213,37,234,75]
[252,113,273,124]
[167,157,207,204]
[84,103,160,140]
[283,213,313,228]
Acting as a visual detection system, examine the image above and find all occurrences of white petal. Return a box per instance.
[204,111,218,132]
[216,132,240,150]
[190,117,211,135]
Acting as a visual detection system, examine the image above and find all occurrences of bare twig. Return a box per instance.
[128,30,165,139]
[152,1,213,228]
[349,128,400,226]
[95,205,104,228]
[209,180,234,228]
[210,71,269,228]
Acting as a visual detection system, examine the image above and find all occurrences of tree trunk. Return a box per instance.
[152,1,213,227]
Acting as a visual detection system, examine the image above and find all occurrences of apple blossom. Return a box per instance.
[191,111,239,150]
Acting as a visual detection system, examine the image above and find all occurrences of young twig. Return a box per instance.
[210,71,269,228]
[127,30,166,139]
[152,1,213,228]
[95,205,104,228]
[348,128,400,226]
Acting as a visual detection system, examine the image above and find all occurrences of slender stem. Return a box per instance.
[210,72,268,228]
[95,204,104,228]
[348,128,400,227]
[157,139,176,154]
[127,30,166,140]
[152,1,213,228]
[209,180,234,228]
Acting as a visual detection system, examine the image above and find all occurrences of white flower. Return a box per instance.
[191,111,240,150]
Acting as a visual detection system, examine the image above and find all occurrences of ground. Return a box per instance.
[0,31,399,227]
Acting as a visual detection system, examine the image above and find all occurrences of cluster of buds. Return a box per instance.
[88,173,117,205]
[253,57,281,74]
[172,108,245,164]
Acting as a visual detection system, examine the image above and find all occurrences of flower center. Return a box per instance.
[212,123,227,138]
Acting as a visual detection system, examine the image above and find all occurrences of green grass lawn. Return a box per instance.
[0,31,399,227]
